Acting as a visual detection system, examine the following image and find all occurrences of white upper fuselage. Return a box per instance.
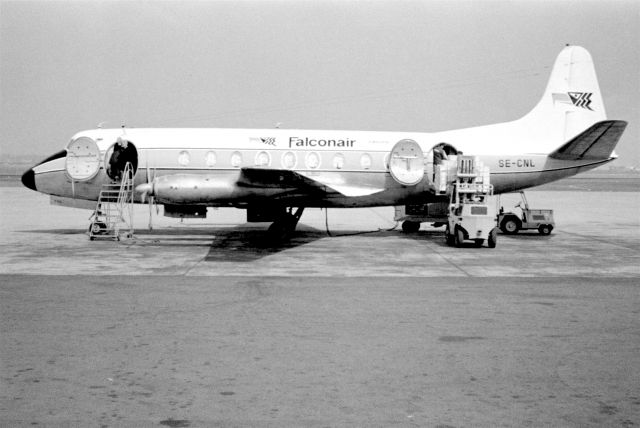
[30,124,613,208]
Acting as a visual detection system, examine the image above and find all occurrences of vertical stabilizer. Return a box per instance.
[523,45,607,141]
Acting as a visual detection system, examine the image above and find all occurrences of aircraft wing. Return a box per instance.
[239,167,385,197]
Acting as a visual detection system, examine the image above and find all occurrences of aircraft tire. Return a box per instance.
[500,217,521,234]
[267,213,298,241]
[474,239,484,247]
[267,222,288,241]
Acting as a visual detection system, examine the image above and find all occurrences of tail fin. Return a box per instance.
[549,120,627,160]
[522,45,608,143]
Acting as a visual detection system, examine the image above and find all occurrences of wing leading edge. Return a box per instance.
[239,167,385,197]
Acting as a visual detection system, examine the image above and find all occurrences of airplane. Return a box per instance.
[21,45,627,239]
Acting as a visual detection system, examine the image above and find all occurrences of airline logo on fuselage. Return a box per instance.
[250,137,276,146]
[289,137,355,148]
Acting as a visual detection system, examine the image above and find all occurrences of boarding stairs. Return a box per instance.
[89,162,135,241]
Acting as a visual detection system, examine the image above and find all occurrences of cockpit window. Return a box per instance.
[36,150,67,166]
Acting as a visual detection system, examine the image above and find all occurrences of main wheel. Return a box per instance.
[474,239,484,248]
[538,225,552,235]
[488,228,497,248]
[267,214,297,241]
[455,228,465,248]
[267,222,286,241]
[500,217,521,234]
[402,221,421,233]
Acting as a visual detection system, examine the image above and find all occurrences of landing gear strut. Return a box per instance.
[267,207,305,241]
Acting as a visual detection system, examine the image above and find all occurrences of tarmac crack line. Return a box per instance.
[555,231,640,252]
[428,244,473,277]
[182,241,216,276]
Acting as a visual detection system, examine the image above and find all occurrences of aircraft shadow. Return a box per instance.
[204,224,327,262]
[205,228,450,263]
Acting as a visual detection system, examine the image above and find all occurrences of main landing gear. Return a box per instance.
[267,207,305,241]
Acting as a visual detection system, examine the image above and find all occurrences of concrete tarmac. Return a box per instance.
[1,186,639,426]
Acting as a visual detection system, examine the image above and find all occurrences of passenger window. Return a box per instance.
[231,151,242,168]
[205,151,217,167]
[360,153,372,170]
[255,151,271,167]
[282,151,296,169]
[178,150,190,167]
[306,152,320,169]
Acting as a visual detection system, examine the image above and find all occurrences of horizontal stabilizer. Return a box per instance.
[549,120,627,160]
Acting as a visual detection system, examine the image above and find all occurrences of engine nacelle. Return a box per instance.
[144,174,248,204]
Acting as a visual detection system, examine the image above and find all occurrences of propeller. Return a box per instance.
[135,162,156,230]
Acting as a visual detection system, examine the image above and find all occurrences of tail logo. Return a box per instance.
[568,92,594,110]
[552,92,594,111]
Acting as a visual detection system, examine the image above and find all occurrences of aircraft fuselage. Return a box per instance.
[25,127,613,209]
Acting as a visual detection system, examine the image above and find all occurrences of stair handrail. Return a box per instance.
[117,162,134,234]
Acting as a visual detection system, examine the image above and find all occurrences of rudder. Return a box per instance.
[523,45,607,142]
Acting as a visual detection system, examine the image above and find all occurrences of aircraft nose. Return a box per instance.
[21,168,37,191]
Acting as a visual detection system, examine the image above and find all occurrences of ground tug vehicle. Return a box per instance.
[498,191,554,235]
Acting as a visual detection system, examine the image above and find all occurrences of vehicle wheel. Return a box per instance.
[488,228,497,248]
[402,221,420,233]
[474,239,484,247]
[538,225,552,235]
[445,226,454,246]
[89,221,106,235]
[455,228,465,248]
[500,217,521,234]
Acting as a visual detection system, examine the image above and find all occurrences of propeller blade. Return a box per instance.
[142,160,156,230]
[148,195,154,230]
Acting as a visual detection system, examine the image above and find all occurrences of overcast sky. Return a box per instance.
[1,0,639,166]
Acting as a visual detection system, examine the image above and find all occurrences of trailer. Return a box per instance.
[394,201,448,232]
